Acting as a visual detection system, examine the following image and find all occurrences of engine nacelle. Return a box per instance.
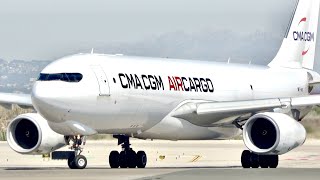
[7,113,67,154]
[243,112,306,155]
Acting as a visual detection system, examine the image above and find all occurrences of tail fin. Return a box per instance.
[268,0,320,69]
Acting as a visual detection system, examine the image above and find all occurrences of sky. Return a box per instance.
[0,0,319,69]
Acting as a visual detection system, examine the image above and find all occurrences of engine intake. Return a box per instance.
[243,112,306,155]
[15,118,39,149]
[250,117,277,149]
[7,113,67,154]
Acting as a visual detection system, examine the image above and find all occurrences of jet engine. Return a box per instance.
[243,112,306,155]
[7,113,67,154]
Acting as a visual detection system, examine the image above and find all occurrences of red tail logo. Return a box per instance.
[302,47,309,56]
[298,17,307,25]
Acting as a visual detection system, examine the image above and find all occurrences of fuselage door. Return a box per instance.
[91,65,110,96]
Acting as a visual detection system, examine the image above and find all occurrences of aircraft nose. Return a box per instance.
[31,81,51,105]
[31,82,66,123]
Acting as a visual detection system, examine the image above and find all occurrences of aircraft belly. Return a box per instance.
[136,116,241,140]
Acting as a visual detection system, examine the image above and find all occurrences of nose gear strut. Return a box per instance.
[67,135,87,169]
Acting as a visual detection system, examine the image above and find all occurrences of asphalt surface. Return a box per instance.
[140,168,320,180]
[0,140,320,179]
[1,167,320,180]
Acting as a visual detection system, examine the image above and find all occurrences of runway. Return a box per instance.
[1,140,320,179]
[1,168,320,180]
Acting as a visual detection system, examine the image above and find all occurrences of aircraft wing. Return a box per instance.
[171,95,320,127]
[0,92,33,109]
[309,80,320,86]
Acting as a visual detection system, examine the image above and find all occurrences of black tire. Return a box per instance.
[136,151,147,168]
[74,155,87,169]
[109,151,120,168]
[250,153,259,168]
[269,155,279,168]
[67,155,76,169]
[127,150,137,168]
[259,155,269,168]
[119,151,127,168]
[241,150,251,168]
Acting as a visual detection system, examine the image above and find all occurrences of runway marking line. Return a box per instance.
[190,155,201,162]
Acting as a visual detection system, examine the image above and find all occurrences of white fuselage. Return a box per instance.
[31,54,311,140]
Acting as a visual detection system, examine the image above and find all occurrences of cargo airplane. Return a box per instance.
[1,0,320,169]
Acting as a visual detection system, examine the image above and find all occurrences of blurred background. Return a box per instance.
[0,0,319,140]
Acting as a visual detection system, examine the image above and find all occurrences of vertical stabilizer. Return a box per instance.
[268,0,320,69]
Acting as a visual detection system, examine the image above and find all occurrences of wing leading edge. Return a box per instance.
[171,95,320,127]
[0,93,33,109]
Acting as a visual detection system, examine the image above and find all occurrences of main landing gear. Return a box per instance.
[109,135,147,168]
[241,150,278,168]
[67,135,88,169]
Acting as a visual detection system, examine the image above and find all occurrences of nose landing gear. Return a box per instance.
[67,135,87,169]
[109,135,147,168]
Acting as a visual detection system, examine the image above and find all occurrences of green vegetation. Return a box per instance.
[0,105,32,141]
[301,106,320,138]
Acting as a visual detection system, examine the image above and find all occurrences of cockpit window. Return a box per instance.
[37,73,83,82]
